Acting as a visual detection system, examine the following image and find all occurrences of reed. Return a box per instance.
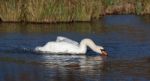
[0,0,149,23]
[142,0,150,14]
[0,0,103,22]
[0,0,22,21]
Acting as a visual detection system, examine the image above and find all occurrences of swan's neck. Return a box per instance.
[79,39,97,53]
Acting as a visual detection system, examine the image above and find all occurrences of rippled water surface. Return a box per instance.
[0,15,150,81]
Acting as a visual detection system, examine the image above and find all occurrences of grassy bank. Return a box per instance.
[0,0,150,23]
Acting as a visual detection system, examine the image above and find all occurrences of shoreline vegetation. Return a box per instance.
[0,0,150,23]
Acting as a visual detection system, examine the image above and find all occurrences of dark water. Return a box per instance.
[0,15,150,81]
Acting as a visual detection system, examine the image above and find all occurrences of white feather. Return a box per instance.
[35,36,104,54]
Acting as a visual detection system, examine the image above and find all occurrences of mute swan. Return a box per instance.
[35,36,108,56]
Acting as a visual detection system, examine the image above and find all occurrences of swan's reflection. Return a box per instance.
[42,55,105,74]
[78,56,104,76]
[42,55,105,81]
[42,55,104,68]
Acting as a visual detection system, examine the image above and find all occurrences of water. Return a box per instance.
[0,15,150,81]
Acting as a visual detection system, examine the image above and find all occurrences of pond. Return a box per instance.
[0,15,150,81]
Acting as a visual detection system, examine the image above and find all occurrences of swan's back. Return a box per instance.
[36,41,81,54]
[56,36,79,46]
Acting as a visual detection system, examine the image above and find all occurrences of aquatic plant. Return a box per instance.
[135,0,143,15]
[0,0,22,21]
[143,0,150,14]
[0,0,150,23]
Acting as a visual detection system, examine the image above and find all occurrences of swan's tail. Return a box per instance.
[35,46,42,52]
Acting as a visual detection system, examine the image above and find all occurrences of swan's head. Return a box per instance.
[95,46,108,56]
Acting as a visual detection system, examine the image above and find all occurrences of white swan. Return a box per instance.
[35,36,108,56]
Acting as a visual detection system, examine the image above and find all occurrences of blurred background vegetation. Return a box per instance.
[0,0,150,23]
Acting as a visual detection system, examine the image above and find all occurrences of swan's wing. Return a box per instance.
[56,36,79,46]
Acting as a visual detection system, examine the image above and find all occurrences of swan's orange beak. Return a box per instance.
[101,50,108,56]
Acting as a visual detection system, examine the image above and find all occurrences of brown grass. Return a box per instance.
[0,0,22,21]
[0,0,149,23]
[143,0,150,14]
